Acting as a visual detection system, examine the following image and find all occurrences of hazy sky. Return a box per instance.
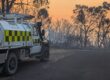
[49,0,110,20]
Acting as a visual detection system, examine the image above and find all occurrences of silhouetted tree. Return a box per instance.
[1,0,15,14]
[38,8,49,19]
[73,5,96,47]
[95,2,110,48]
[33,0,49,8]
[72,2,110,48]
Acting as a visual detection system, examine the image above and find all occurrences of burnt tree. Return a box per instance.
[1,0,15,14]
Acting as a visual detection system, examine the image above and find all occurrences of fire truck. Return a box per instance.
[0,14,49,75]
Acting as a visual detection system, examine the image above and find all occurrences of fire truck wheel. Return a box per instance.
[4,53,18,75]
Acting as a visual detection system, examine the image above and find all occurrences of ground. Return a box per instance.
[0,48,110,80]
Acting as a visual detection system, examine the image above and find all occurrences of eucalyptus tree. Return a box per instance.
[33,0,49,8]
[72,2,110,48]
[33,0,49,22]
[11,0,50,22]
[101,17,110,47]
[38,8,49,19]
[94,2,110,48]
[73,5,97,47]
[1,0,15,14]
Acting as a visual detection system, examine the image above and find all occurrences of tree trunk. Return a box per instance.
[1,0,15,14]
[97,32,100,48]
[6,0,15,13]
[2,0,5,16]
[6,0,10,13]
[84,31,88,48]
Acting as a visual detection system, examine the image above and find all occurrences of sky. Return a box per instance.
[49,0,110,20]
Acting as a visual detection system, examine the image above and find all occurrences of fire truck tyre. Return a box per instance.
[4,53,18,75]
[40,47,49,62]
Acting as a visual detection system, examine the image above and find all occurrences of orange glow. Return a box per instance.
[49,0,110,20]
